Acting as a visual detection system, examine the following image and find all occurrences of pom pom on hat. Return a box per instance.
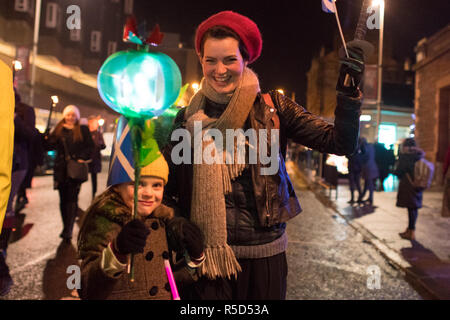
[195,11,262,64]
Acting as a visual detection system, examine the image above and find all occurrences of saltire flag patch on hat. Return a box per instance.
[322,0,336,13]
[107,116,136,187]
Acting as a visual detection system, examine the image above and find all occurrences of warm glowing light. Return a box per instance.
[277,89,284,95]
[360,115,372,122]
[378,124,396,148]
[51,95,59,104]
[371,0,384,7]
[98,118,105,126]
[192,83,200,91]
[12,60,22,71]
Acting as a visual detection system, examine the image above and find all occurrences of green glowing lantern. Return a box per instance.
[97,49,182,118]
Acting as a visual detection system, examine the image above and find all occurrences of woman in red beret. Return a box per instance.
[163,10,365,300]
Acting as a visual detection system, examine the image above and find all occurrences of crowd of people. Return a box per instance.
[347,136,432,241]
[0,10,440,300]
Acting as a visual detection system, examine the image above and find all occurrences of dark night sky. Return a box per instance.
[135,0,450,104]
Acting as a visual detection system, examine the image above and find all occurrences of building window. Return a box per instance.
[124,0,134,15]
[107,41,117,56]
[15,0,29,12]
[45,2,59,28]
[70,29,81,42]
[90,31,102,52]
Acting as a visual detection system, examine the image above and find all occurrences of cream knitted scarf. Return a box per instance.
[184,67,260,279]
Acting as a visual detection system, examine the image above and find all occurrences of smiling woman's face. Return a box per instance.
[64,110,78,126]
[200,37,247,95]
[116,176,164,217]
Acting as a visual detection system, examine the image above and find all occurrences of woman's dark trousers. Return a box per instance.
[407,208,418,230]
[58,179,81,240]
[90,172,97,199]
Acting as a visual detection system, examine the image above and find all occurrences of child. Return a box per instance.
[77,118,204,300]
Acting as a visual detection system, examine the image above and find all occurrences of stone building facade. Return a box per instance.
[413,24,450,185]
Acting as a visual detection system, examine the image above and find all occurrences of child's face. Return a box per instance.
[117,176,164,217]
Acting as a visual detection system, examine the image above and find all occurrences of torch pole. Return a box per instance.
[45,101,55,133]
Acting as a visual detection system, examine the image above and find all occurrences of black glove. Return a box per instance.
[336,47,365,97]
[166,217,204,260]
[115,219,150,255]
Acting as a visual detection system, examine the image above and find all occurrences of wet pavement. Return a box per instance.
[1,169,104,300]
[1,161,424,300]
[285,162,421,300]
[290,161,450,300]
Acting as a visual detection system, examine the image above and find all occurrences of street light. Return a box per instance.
[51,95,59,105]
[277,89,284,95]
[12,60,23,88]
[30,0,42,105]
[98,118,105,133]
[191,82,200,92]
[12,60,23,72]
[372,0,385,142]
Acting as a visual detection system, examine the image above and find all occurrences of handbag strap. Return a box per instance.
[61,136,74,161]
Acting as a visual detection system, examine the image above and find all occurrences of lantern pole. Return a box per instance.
[128,117,144,282]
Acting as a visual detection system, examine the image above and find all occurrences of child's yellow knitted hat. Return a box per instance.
[141,153,169,185]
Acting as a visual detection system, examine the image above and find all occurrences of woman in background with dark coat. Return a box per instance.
[394,138,424,241]
[45,105,94,243]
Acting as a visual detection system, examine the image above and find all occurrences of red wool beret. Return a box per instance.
[195,11,263,64]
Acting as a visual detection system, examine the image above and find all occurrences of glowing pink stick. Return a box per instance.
[164,259,180,300]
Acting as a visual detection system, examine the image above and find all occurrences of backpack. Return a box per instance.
[408,158,435,190]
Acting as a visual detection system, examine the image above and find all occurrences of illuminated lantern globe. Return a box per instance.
[97,49,182,118]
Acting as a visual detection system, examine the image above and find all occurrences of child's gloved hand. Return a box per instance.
[166,217,204,260]
[115,219,150,255]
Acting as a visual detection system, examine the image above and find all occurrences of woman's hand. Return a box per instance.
[166,217,204,260]
[336,47,365,97]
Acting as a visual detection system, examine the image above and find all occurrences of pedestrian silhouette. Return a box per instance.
[87,115,106,200]
[358,137,379,206]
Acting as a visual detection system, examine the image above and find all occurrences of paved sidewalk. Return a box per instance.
[288,162,450,299]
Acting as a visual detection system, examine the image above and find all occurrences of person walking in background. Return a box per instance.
[87,115,106,200]
[0,60,15,296]
[45,105,94,243]
[358,137,378,206]
[1,90,35,296]
[394,138,425,241]
[15,92,44,214]
[346,140,363,204]
[374,142,391,191]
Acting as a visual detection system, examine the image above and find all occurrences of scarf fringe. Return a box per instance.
[200,245,242,280]
[222,162,248,194]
